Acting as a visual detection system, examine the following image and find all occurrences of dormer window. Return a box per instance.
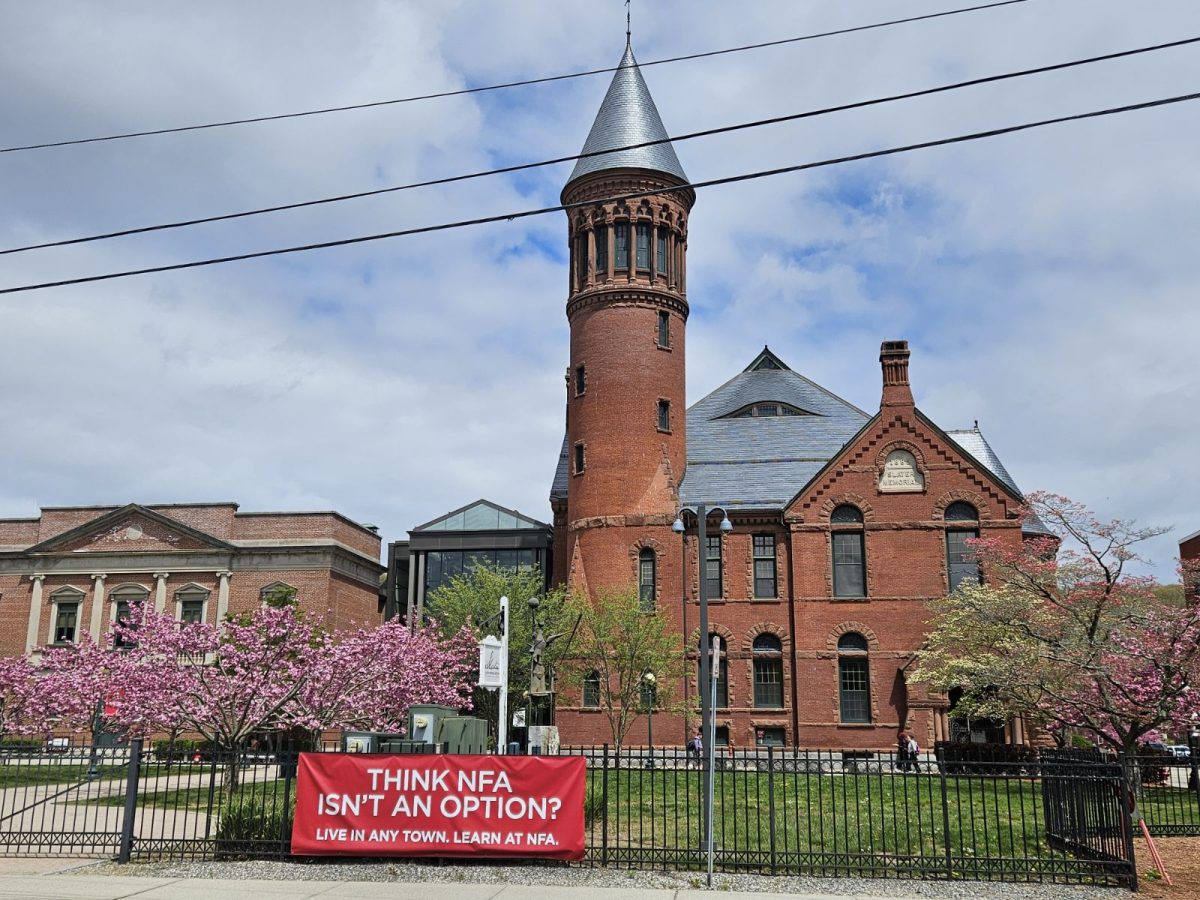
[721,401,814,419]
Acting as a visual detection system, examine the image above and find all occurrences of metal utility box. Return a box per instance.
[437,716,489,754]
[407,704,459,744]
[342,731,404,753]
[380,740,440,754]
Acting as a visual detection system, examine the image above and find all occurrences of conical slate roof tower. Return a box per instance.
[565,44,688,186]
[551,42,695,611]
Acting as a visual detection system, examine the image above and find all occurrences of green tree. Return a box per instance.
[559,586,685,751]
[427,564,571,740]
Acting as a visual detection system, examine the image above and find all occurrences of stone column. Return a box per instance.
[24,574,46,654]
[154,572,169,612]
[89,574,107,640]
[216,571,232,621]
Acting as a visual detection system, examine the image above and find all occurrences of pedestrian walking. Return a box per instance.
[907,733,922,773]
[687,729,702,768]
[896,731,911,772]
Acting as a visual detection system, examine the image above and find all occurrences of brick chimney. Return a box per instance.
[879,340,913,408]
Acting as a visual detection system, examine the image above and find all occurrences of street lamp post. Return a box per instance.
[1188,716,1199,796]
[643,672,657,769]
[673,504,733,886]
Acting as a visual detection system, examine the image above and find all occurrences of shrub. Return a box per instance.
[583,790,603,829]
[0,738,44,755]
[935,741,1038,775]
[215,795,294,858]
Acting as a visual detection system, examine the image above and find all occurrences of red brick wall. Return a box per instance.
[1183,533,1200,601]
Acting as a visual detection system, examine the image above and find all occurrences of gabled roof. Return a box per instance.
[566,44,687,187]
[412,499,549,534]
[24,503,235,554]
[943,426,1051,536]
[680,350,871,509]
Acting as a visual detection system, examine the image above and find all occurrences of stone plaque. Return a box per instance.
[879,449,925,493]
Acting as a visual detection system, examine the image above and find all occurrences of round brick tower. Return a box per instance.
[559,44,695,596]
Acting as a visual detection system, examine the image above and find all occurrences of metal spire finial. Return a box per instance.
[625,0,631,47]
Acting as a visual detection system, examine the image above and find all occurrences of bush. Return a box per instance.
[0,737,44,756]
[935,741,1038,775]
[215,795,295,858]
[584,790,603,828]
[151,739,205,762]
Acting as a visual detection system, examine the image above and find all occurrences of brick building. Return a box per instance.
[1182,529,1200,602]
[0,502,383,657]
[548,45,1045,751]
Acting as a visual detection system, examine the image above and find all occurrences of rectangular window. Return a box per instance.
[657,399,670,432]
[575,364,586,396]
[839,658,871,723]
[947,529,980,592]
[657,310,670,347]
[635,223,651,269]
[180,599,204,625]
[756,727,786,747]
[574,443,585,474]
[583,676,600,709]
[614,222,629,269]
[114,600,135,649]
[656,227,668,274]
[753,534,777,598]
[714,726,730,747]
[638,553,656,612]
[54,603,78,644]
[594,224,608,274]
[753,659,784,708]
[832,532,867,597]
[575,233,587,285]
[705,535,722,599]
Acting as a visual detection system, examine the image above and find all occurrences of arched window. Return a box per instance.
[837,632,871,723]
[582,670,601,709]
[638,548,656,612]
[831,505,866,598]
[945,502,980,592]
[700,634,728,708]
[752,633,784,708]
[110,584,149,649]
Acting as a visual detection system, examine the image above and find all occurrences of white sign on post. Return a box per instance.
[478,635,503,688]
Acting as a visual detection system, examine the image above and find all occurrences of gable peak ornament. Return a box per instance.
[879,449,925,493]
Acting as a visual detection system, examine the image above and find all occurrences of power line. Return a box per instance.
[5,34,1195,257]
[2,90,1194,297]
[0,0,1031,155]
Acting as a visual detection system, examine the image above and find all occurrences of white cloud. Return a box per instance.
[0,0,1196,575]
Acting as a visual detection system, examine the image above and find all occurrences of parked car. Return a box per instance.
[1167,745,1191,759]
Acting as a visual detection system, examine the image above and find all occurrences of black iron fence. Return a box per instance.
[6,740,1196,888]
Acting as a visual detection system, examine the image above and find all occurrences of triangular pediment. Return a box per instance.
[785,408,1025,519]
[28,504,234,555]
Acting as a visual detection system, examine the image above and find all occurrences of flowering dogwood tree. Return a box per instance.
[914,493,1200,755]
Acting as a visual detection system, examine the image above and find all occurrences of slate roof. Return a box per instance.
[566,44,688,186]
[550,349,1041,533]
[679,351,870,509]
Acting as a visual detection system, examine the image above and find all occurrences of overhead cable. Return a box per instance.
[0,0,1031,154]
[4,34,1194,256]
[2,90,1194,296]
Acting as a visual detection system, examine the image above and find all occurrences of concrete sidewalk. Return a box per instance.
[0,874,929,900]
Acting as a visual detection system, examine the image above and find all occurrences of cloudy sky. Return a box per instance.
[1,0,1196,576]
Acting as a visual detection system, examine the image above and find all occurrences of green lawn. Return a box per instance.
[78,776,292,811]
[0,763,129,788]
[592,767,1062,862]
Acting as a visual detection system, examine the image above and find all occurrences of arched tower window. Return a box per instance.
[638,548,656,612]
[831,505,866,598]
[945,502,980,592]
[837,632,871,723]
[752,633,784,708]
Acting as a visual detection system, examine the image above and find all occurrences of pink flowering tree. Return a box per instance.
[293,618,476,733]
[40,603,475,785]
[913,492,1200,756]
[0,656,54,740]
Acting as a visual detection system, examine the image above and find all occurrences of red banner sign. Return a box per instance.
[291,752,586,860]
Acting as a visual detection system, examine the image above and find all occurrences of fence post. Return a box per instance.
[601,743,609,867]
[278,742,297,856]
[767,745,777,875]
[936,746,953,879]
[117,737,143,864]
[1117,753,1139,892]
